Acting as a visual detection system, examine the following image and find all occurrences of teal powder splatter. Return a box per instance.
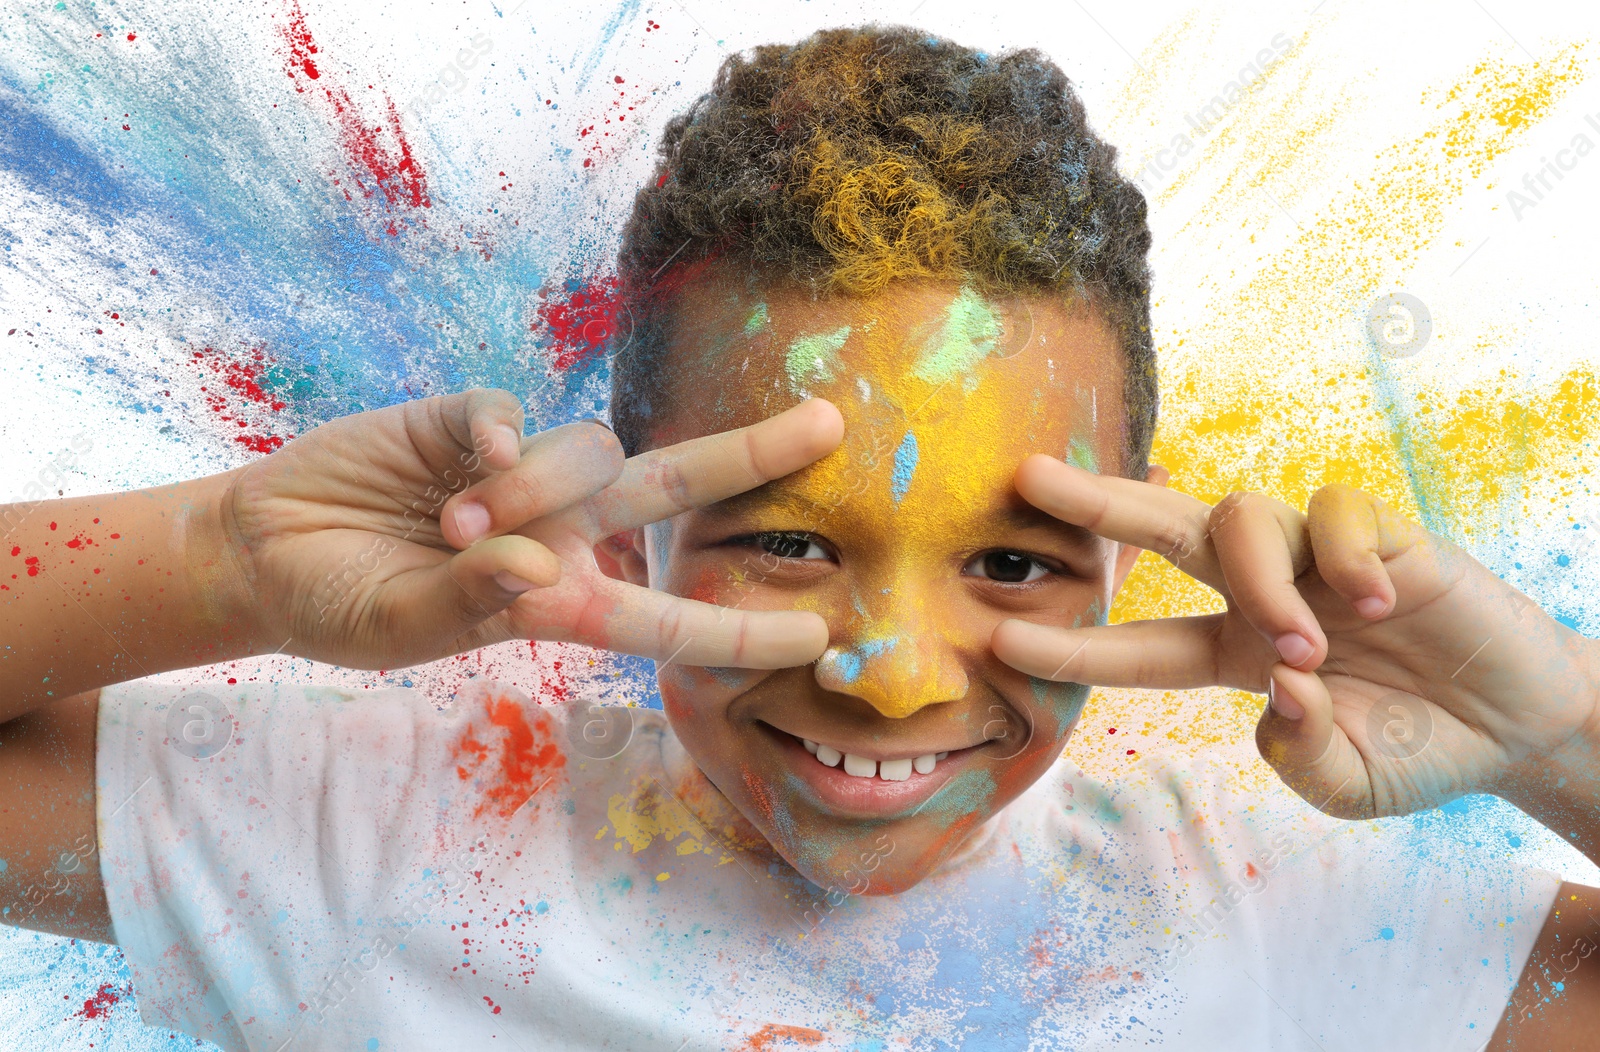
[743,302,769,336]
[915,767,997,821]
[890,431,919,502]
[1066,437,1098,473]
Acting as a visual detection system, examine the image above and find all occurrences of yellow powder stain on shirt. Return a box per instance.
[605,778,733,863]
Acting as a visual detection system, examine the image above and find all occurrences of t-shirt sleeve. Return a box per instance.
[96,679,527,1052]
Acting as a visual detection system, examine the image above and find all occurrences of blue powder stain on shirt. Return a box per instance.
[1557,553,1571,566]
[1379,927,1395,940]
[367,1039,380,1051]
[535,900,549,914]
[1506,833,1522,847]
[890,431,919,503]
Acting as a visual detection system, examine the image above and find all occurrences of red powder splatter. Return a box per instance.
[451,693,566,820]
[278,2,429,219]
[482,995,502,1015]
[281,3,320,80]
[187,344,294,454]
[126,32,136,42]
[24,556,40,577]
[73,982,127,1020]
[1245,862,1259,879]
[534,276,622,370]
[736,1024,825,1051]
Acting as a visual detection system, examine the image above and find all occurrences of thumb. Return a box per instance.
[1255,663,1365,818]
[398,534,562,641]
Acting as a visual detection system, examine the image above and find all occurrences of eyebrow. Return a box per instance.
[698,483,1105,551]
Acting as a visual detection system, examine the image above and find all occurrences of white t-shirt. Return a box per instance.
[97,679,1559,1051]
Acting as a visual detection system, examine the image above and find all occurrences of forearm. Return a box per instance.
[1498,636,1600,869]
[0,471,261,722]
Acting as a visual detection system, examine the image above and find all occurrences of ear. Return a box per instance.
[1108,463,1171,596]
[592,528,651,586]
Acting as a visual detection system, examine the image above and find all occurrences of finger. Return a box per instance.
[991,616,1228,690]
[1306,485,1417,620]
[440,421,624,548]
[458,388,528,472]
[1208,492,1324,670]
[1013,455,1227,591]
[589,399,845,536]
[551,578,829,668]
[1255,663,1368,818]
[397,534,563,638]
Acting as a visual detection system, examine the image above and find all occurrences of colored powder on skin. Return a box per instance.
[890,431,919,502]
[914,766,997,822]
[743,302,769,336]
[785,325,851,388]
[912,286,1001,385]
[1029,678,1091,728]
[1066,436,1098,473]
[826,636,898,684]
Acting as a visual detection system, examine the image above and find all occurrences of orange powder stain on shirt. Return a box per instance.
[736,1023,825,1050]
[451,693,567,820]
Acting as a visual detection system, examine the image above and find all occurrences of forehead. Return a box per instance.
[652,277,1127,472]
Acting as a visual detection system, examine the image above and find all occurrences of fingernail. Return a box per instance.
[1267,677,1305,720]
[494,570,535,594]
[1354,596,1388,619]
[1274,632,1315,666]
[453,502,491,545]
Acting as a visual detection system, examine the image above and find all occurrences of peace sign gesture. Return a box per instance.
[992,455,1600,830]
[224,389,843,672]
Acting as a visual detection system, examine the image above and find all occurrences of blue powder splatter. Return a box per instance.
[1379,927,1395,940]
[890,431,919,502]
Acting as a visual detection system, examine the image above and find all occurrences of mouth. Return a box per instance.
[762,724,983,819]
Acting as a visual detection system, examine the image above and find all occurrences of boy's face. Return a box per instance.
[612,276,1146,895]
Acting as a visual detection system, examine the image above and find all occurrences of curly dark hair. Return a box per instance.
[609,25,1156,475]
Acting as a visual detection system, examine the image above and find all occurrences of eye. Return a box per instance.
[753,531,830,560]
[964,550,1053,584]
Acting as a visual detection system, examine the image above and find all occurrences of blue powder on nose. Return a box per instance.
[835,651,864,683]
[890,431,919,503]
[831,637,899,684]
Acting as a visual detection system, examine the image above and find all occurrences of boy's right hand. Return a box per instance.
[218,389,842,671]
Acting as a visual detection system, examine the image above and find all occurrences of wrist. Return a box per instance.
[1496,634,1600,867]
[179,468,271,661]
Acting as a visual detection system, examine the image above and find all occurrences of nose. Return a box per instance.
[814,616,970,719]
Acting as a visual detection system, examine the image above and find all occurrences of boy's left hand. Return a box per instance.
[991,455,1600,836]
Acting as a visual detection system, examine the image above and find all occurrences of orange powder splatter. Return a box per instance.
[735,1023,825,1051]
[451,693,566,820]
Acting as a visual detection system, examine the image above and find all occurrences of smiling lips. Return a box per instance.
[801,737,951,780]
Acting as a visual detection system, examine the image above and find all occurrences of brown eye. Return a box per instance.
[965,550,1050,584]
[757,532,828,560]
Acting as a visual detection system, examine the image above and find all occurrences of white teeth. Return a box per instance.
[879,758,913,781]
[842,753,877,778]
[803,736,949,777]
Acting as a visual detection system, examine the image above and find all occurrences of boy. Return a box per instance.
[3,25,1598,1051]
